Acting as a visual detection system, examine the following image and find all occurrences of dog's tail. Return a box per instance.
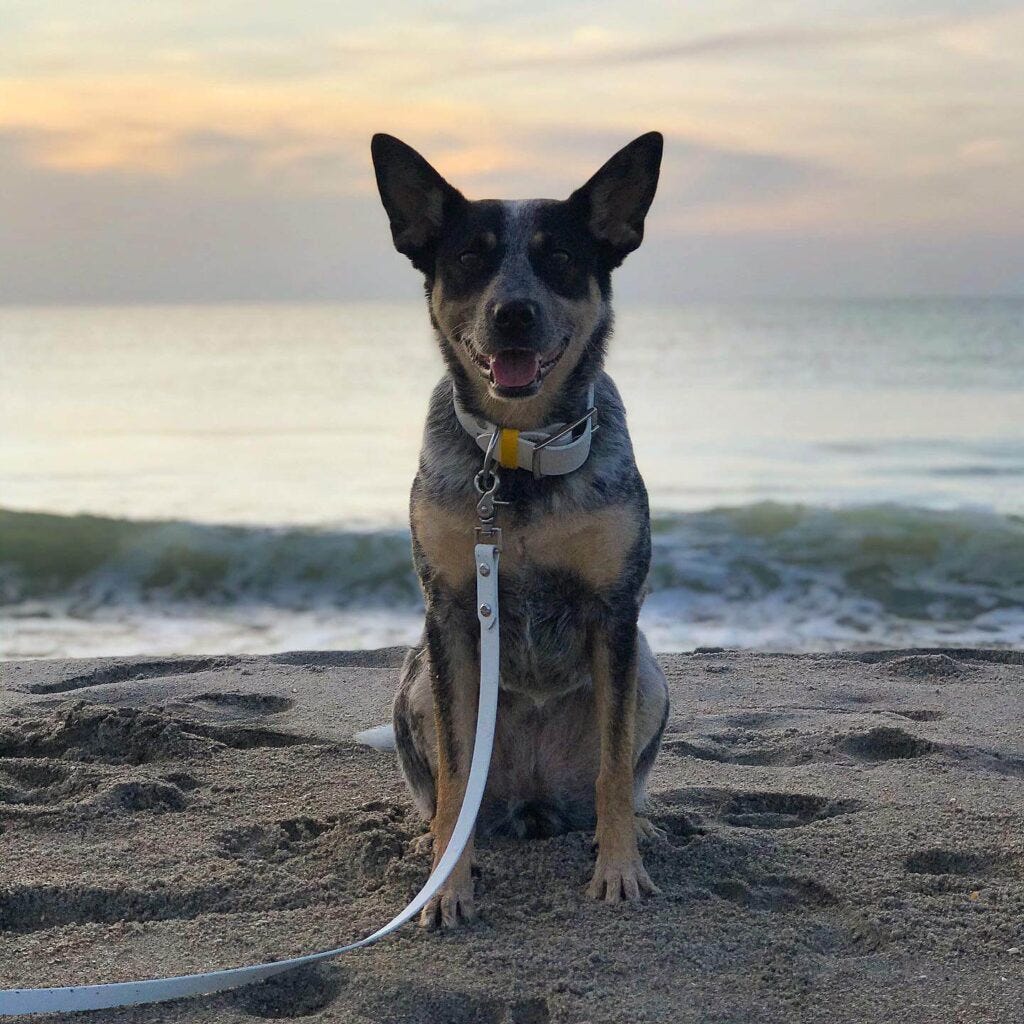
[353,723,396,751]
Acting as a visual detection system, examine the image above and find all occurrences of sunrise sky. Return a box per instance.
[2,1,1022,303]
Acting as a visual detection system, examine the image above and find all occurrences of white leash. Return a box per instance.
[0,544,502,1017]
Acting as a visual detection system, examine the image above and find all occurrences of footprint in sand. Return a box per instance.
[720,791,863,830]
[711,874,836,913]
[650,787,864,832]
[0,760,102,807]
[0,869,296,935]
[904,848,1020,878]
[837,726,935,762]
[0,706,313,766]
[216,801,418,892]
[338,979,551,1024]
[187,691,294,714]
[233,963,345,1019]
[882,653,969,680]
[84,778,189,814]
[664,717,941,768]
[886,709,945,722]
[20,657,238,695]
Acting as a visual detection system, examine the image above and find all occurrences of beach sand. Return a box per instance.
[2,648,1022,1023]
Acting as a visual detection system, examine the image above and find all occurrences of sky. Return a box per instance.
[1,1,1023,303]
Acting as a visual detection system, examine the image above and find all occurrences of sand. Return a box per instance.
[2,647,1023,1023]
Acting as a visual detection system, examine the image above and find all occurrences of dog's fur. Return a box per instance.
[371,131,670,927]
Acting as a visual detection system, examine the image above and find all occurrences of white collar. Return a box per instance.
[452,384,597,478]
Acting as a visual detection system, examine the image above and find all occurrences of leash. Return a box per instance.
[0,475,505,1017]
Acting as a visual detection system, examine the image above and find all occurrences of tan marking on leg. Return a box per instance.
[411,496,477,588]
[420,634,479,928]
[587,634,660,903]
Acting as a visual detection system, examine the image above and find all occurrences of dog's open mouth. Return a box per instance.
[469,342,568,394]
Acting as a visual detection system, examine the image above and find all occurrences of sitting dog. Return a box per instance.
[371,131,670,928]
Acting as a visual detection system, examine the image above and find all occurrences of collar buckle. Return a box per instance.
[452,383,598,480]
[529,404,598,480]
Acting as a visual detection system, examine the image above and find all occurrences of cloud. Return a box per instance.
[0,130,410,304]
[614,229,1024,302]
[1,2,1022,302]
[3,120,1020,307]
[407,14,965,84]
[0,78,447,187]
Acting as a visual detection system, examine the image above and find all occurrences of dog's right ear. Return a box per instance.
[371,134,465,272]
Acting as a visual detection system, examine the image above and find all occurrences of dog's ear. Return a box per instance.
[568,132,663,265]
[371,134,465,271]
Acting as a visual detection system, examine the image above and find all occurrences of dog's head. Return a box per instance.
[371,132,662,426]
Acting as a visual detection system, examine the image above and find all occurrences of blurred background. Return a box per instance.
[1,2,1022,658]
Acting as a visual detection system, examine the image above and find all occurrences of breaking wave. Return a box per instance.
[2,503,1022,653]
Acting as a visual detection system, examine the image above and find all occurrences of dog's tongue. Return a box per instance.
[490,349,539,388]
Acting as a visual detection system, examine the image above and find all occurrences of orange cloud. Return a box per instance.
[0,75,496,183]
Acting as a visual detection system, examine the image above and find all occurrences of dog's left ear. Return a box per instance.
[569,132,663,265]
[371,134,465,272]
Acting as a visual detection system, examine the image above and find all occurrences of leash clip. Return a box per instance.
[475,523,502,549]
[474,471,505,550]
[474,432,508,548]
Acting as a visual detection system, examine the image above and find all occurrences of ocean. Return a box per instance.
[2,298,1022,658]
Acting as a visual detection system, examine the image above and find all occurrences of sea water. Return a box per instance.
[1,298,1022,657]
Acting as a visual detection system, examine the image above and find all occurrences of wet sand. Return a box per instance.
[2,648,1023,1023]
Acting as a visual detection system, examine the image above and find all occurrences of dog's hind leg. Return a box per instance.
[587,618,661,903]
[632,631,670,841]
[393,642,437,820]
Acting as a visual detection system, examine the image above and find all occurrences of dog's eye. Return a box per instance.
[549,249,571,267]
[459,251,481,268]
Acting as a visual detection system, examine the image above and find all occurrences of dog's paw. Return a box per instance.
[419,876,476,929]
[587,854,660,904]
[635,815,667,844]
[419,880,475,929]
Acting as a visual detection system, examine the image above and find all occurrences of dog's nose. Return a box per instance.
[492,299,538,335]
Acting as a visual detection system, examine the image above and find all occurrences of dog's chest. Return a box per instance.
[492,568,596,697]
[412,495,639,592]
[412,494,641,695]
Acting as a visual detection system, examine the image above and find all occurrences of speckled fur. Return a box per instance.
[372,131,667,922]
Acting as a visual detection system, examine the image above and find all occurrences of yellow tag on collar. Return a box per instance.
[497,428,520,469]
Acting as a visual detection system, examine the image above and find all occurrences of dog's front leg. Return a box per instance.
[587,618,661,903]
[420,612,479,928]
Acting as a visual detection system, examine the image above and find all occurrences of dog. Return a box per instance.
[371,130,670,928]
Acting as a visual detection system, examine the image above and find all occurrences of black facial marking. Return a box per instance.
[526,201,612,300]
[434,201,506,297]
[430,199,612,303]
